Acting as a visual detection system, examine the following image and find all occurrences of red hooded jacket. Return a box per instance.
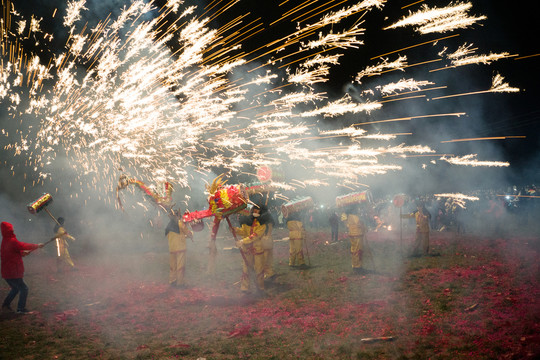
[1,222,39,279]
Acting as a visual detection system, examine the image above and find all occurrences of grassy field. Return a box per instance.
[1,226,539,359]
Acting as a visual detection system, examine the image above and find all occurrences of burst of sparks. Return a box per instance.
[440,155,510,167]
[490,73,520,93]
[434,193,479,201]
[385,1,486,34]
[438,43,515,68]
[355,56,407,83]
[431,73,519,100]
[64,0,88,29]
[300,94,382,117]
[377,78,434,95]
[0,0,522,208]
[434,192,479,209]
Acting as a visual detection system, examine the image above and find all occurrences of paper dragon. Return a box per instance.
[182,174,276,274]
[116,174,174,212]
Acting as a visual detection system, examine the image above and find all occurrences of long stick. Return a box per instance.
[44,208,62,227]
[25,236,56,255]
[225,216,251,268]
[303,233,311,266]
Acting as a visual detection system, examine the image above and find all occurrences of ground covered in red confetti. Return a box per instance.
[1,229,539,359]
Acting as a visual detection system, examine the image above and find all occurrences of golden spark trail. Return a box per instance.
[441,136,526,143]
[497,195,540,199]
[274,0,326,25]
[379,95,426,103]
[402,1,426,9]
[401,154,453,158]
[289,0,349,25]
[440,155,509,167]
[514,53,540,60]
[353,113,466,126]
[385,2,486,34]
[382,86,447,98]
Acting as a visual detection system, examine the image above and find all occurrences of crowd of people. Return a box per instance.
[2,183,538,310]
[270,184,539,237]
[161,183,539,297]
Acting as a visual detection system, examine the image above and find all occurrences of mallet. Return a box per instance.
[27,193,62,227]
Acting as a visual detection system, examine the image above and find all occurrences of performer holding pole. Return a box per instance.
[53,217,76,272]
[341,206,368,275]
[233,208,266,295]
[336,192,372,274]
[27,194,77,271]
[165,209,192,288]
[401,201,431,257]
[1,222,44,314]
[282,197,313,269]
[286,212,308,269]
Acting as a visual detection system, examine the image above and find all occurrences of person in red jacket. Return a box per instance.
[1,222,43,314]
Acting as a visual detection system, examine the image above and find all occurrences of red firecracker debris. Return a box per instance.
[54,309,79,321]
[228,324,252,338]
[170,342,191,348]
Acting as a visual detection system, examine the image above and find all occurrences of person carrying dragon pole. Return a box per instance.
[234,206,266,296]
[286,212,308,269]
[401,201,431,257]
[165,208,193,288]
[342,205,367,274]
[53,217,76,272]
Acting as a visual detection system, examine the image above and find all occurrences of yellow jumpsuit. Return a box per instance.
[344,214,366,269]
[54,227,75,268]
[287,220,305,266]
[234,221,266,292]
[167,220,192,286]
[404,210,430,256]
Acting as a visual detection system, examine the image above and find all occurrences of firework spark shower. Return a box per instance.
[0,0,538,207]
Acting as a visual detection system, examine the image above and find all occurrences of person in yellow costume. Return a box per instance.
[53,217,76,272]
[286,212,307,269]
[401,202,431,257]
[165,209,193,287]
[342,207,367,274]
[234,208,266,295]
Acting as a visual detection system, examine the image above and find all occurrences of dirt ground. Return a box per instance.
[1,226,539,359]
